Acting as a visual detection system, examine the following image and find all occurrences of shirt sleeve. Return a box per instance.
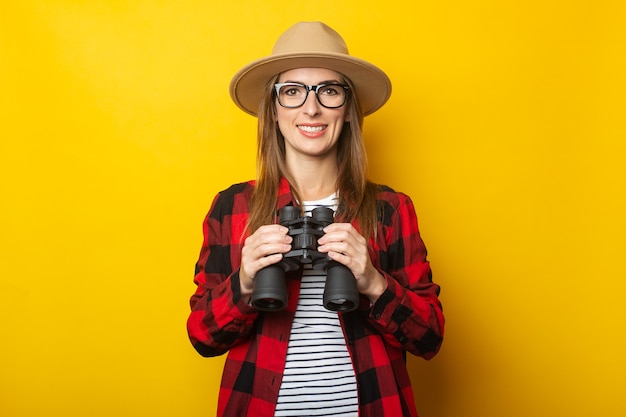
[368,193,445,359]
[187,191,258,357]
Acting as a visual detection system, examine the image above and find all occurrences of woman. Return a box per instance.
[187,22,444,417]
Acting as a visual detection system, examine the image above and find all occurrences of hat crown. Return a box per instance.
[272,22,349,56]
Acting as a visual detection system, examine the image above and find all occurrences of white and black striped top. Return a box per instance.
[274,194,358,417]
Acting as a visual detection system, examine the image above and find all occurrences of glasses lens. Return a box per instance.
[277,84,308,108]
[316,84,347,108]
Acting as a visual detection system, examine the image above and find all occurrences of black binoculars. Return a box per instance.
[251,206,359,312]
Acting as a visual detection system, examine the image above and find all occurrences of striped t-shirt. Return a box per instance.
[274,194,358,417]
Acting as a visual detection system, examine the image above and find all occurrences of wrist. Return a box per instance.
[240,282,254,300]
[237,270,254,302]
[365,272,387,304]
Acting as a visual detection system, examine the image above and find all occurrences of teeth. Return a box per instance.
[298,125,325,133]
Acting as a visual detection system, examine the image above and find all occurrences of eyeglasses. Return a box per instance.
[274,82,349,109]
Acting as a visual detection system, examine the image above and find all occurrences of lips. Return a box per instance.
[297,124,326,133]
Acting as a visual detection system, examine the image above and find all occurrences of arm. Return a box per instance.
[317,191,444,358]
[186,191,259,357]
[368,193,445,359]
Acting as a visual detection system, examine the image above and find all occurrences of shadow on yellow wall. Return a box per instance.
[1,1,624,416]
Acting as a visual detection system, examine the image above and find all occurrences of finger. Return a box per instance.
[243,238,291,262]
[245,227,291,250]
[258,242,293,257]
[320,223,362,245]
[252,225,291,242]
[318,229,364,256]
[254,253,285,270]
[325,249,367,278]
[317,241,351,256]
[323,222,352,231]
[242,252,284,282]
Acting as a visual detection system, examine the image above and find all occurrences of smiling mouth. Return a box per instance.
[298,125,326,133]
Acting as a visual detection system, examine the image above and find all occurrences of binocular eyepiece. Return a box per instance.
[251,206,359,312]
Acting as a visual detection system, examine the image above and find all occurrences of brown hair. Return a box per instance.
[246,74,379,239]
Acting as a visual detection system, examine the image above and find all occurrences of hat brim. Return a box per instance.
[229,52,392,117]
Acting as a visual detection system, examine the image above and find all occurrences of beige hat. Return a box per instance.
[229,21,392,117]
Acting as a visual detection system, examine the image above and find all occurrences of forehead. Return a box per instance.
[278,67,344,83]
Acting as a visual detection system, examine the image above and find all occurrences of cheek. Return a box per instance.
[275,109,290,137]
[276,118,290,140]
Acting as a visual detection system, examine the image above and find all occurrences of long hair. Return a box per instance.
[246,74,379,239]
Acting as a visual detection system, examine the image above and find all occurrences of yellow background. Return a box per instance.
[1,1,624,416]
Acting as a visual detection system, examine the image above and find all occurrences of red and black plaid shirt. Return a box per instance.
[187,178,444,417]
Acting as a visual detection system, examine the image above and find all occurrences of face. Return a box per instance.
[275,68,348,161]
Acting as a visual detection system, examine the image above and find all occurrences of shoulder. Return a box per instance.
[208,180,255,219]
[374,183,413,207]
[373,184,415,226]
[217,180,255,198]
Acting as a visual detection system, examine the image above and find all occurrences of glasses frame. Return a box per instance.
[274,82,350,109]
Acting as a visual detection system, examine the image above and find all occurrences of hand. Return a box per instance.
[317,223,387,303]
[239,225,292,298]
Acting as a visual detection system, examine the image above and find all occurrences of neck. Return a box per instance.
[285,154,338,201]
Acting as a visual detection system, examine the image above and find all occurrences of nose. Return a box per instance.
[301,90,322,116]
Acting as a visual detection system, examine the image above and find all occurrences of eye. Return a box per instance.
[319,85,342,96]
[281,84,305,97]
